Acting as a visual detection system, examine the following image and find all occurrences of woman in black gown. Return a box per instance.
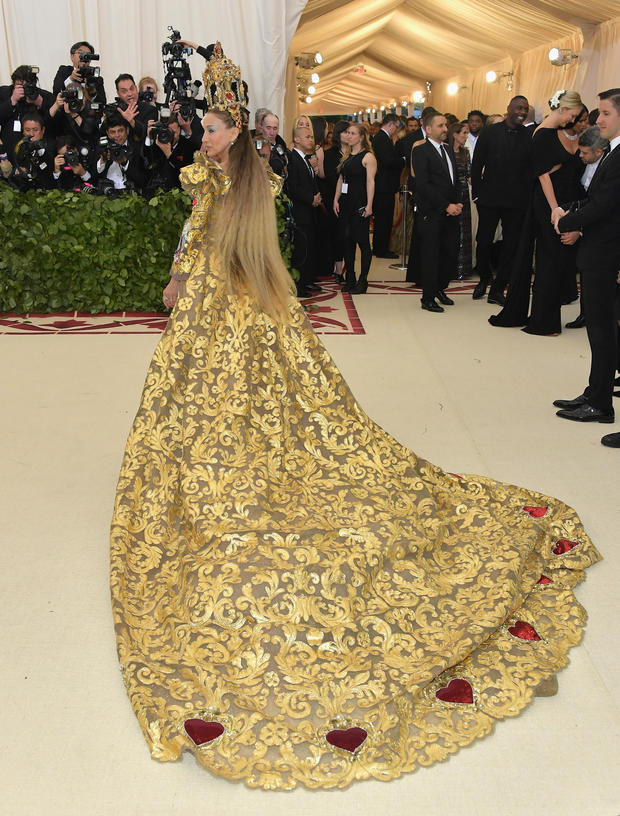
[321,120,349,281]
[523,90,586,336]
[448,121,473,280]
[333,122,377,294]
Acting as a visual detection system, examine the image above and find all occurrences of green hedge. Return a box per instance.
[0,186,297,314]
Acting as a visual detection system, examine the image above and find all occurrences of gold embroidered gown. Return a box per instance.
[110,153,601,791]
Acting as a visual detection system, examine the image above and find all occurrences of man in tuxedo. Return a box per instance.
[96,115,146,192]
[111,74,158,142]
[465,110,485,159]
[471,95,532,305]
[552,88,620,446]
[372,113,406,258]
[53,41,106,104]
[411,112,462,312]
[285,126,322,298]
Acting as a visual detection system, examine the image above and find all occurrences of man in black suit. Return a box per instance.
[372,113,406,258]
[109,74,158,142]
[0,65,55,160]
[53,41,106,104]
[411,112,462,312]
[285,126,322,298]
[471,95,532,305]
[552,88,620,444]
[96,115,146,192]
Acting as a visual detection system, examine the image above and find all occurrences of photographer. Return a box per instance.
[143,107,201,194]
[107,74,158,142]
[96,114,146,192]
[261,112,288,177]
[52,137,95,191]
[47,88,101,145]
[0,65,54,159]
[138,77,159,107]
[52,41,106,104]
[0,138,12,180]
[11,112,55,191]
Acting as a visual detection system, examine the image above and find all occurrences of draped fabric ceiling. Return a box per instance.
[289,0,620,119]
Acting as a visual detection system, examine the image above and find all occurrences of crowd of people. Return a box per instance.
[1,46,618,445]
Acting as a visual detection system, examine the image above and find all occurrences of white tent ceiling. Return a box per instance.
[290,0,620,114]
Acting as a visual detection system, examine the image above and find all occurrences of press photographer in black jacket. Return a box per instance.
[143,108,201,194]
[52,41,106,105]
[0,65,55,160]
[10,111,55,191]
[96,114,146,192]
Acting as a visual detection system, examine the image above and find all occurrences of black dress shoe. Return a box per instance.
[472,279,489,300]
[349,280,368,294]
[552,394,587,409]
[615,376,620,386]
[556,403,614,423]
[601,432,620,448]
[421,299,444,313]
[374,251,399,259]
[436,291,454,305]
[307,283,323,292]
[342,281,356,293]
[296,288,312,299]
[487,290,506,306]
[566,314,586,329]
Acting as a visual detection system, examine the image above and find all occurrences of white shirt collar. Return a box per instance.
[609,134,620,152]
[427,137,445,151]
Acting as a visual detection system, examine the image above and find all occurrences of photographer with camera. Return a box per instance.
[0,65,54,159]
[261,112,289,177]
[10,111,55,191]
[107,74,158,142]
[52,137,95,191]
[53,41,106,104]
[138,77,159,107]
[47,86,102,147]
[96,114,146,192]
[143,106,201,194]
[0,138,12,180]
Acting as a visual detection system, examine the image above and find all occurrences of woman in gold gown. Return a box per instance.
[110,45,600,792]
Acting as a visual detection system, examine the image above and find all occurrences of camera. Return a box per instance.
[162,26,193,60]
[104,97,128,118]
[161,26,199,120]
[60,85,84,113]
[177,97,195,120]
[138,89,154,104]
[21,66,40,101]
[149,121,173,144]
[15,135,46,175]
[64,145,90,167]
[98,136,128,164]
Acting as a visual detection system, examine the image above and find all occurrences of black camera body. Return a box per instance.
[104,97,128,118]
[149,121,173,144]
[98,136,128,164]
[16,135,46,176]
[161,26,200,121]
[138,89,154,104]
[60,85,84,113]
[64,145,90,168]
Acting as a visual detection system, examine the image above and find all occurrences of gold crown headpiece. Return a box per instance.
[202,42,249,129]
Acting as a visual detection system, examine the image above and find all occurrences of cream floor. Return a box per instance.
[1,260,619,816]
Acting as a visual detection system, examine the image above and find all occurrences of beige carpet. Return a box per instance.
[1,258,618,815]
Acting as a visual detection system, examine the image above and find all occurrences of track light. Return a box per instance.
[311,72,320,84]
[486,70,513,90]
[548,48,579,66]
[412,91,424,103]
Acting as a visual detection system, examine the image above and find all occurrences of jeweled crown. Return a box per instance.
[202,42,248,129]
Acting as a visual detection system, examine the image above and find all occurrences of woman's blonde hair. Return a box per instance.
[337,122,373,172]
[550,89,582,111]
[138,76,159,93]
[211,109,294,323]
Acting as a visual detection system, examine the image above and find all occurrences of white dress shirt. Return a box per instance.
[427,136,454,183]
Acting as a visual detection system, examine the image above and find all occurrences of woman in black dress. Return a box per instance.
[523,90,586,336]
[448,121,472,280]
[333,123,377,294]
[321,120,349,281]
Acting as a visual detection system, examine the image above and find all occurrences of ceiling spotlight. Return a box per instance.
[412,91,424,103]
[486,70,513,89]
[447,82,459,95]
[380,104,385,111]
[311,72,320,84]
[305,95,312,104]
[308,85,316,95]
[315,52,323,65]
[486,70,497,83]
[548,47,579,66]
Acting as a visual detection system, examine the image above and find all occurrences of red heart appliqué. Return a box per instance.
[553,538,580,555]
[184,719,225,746]
[508,620,541,641]
[326,726,368,753]
[435,678,474,704]
[537,575,554,584]
[523,505,548,518]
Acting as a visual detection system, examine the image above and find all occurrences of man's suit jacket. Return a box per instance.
[285,149,318,225]
[0,85,55,158]
[53,65,107,103]
[397,129,424,191]
[412,139,459,216]
[372,128,404,193]
[558,144,620,269]
[471,121,532,209]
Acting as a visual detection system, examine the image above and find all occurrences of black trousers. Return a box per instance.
[292,218,317,290]
[581,264,619,412]
[373,191,395,255]
[340,210,372,285]
[476,205,527,291]
[417,212,459,301]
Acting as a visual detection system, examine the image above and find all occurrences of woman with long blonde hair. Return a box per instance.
[111,49,600,791]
